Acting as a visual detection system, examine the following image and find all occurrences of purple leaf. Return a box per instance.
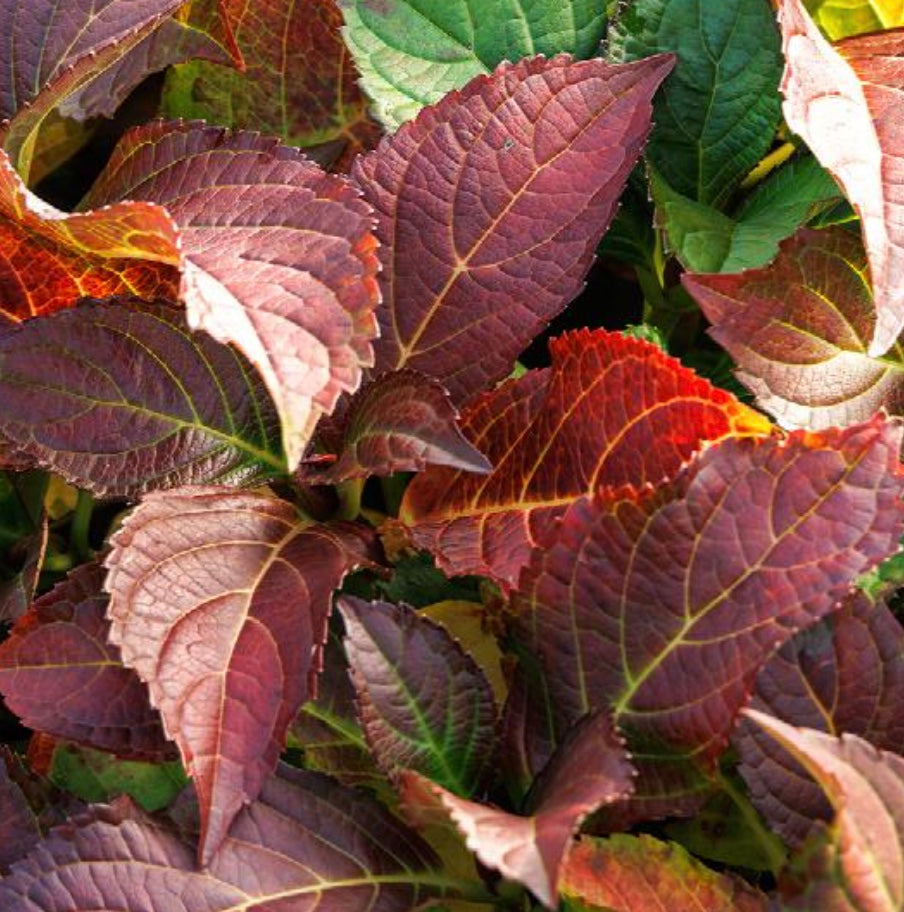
[0,753,40,872]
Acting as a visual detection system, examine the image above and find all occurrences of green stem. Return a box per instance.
[69,489,95,562]
[336,477,365,521]
[380,473,410,518]
[718,770,787,876]
[739,141,796,190]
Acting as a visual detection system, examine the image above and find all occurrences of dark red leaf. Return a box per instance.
[0,753,40,872]
[104,487,376,864]
[401,329,771,590]
[352,54,675,402]
[84,121,380,468]
[0,564,174,760]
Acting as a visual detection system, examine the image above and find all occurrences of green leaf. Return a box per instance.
[804,0,904,38]
[340,0,608,129]
[609,0,784,207]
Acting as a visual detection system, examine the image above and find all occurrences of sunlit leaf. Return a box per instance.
[805,0,904,38]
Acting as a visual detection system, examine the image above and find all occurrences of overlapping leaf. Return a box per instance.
[351,54,675,405]
[609,0,784,207]
[736,593,904,847]
[84,121,380,468]
[338,596,497,795]
[340,0,608,130]
[683,227,904,431]
[399,711,634,908]
[401,329,771,590]
[516,418,904,807]
[0,754,40,872]
[745,711,904,911]
[0,299,284,496]
[0,564,174,760]
[778,0,904,356]
[104,487,376,863]
[559,834,767,911]
[164,0,381,170]
[0,765,446,911]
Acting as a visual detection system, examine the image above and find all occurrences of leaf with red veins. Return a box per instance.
[104,487,377,864]
[352,53,675,403]
[735,593,904,848]
[84,121,380,468]
[745,711,904,912]
[777,0,904,356]
[0,564,174,761]
[0,765,443,911]
[515,418,904,810]
[399,711,634,908]
[0,149,180,328]
[0,753,40,872]
[401,329,771,591]
[684,227,904,431]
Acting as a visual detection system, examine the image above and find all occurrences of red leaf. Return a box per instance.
[683,227,904,431]
[399,711,634,908]
[401,329,771,590]
[352,54,675,402]
[0,753,40,872]
[777,0,904,356]
[736,593,904,847]
[85,121,380,468]
[104,488,376,864]
[0,564,174,760]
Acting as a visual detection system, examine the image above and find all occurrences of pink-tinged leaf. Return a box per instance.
[0,564,174,761]
[104,487,376,864]
[399,711,634,908]
[516,418,904,807]
[778,0,904,356]
[684,227,904,431]
[0,149,180,327]
[311,371,491,483]
[84,121,380,468]
[0,765,443,910]
[735,592,904,847]
[0,753,40,872]
[0,299,284,496]
[338,596,498,795]
[401,329,772,590]
[352,54,675,402]
[559,834,767,912]
[745,710,904,911]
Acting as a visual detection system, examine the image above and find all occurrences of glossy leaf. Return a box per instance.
[0,299,284,496]
[0,149,180,327]
[517,419,904,796]
[352,54,675,404]
[0,765,446,911]
[736,593,904,847]
[559,834,767,912]
[84,121,380,468]
[683,227,904,431]
[399,711,634,907]
[0,564,174,760]
[340,0,608,130]
[401,329,771,590]
[745,711,904,912]
[339,596,497,795]
[805,0,904,38]
[0,753,40,872]
[104,487,376,864]
[609,0,784,207]
[311,371,491,483]
[778,0,904,356]
[163,0,381,170]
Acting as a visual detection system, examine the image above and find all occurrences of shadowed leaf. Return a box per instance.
[0,753,40,872]
[105,487,376,864]
[352,54,675,405]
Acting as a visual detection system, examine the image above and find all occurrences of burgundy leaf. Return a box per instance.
[0,765,442,910]
[0,299,284,496]
[778,0,904,356]
[683,227,904,431]
[0,564,174,760]
[401,329,772,590]
[0,753,40,872]
[399,711,634,908]
[338,596,497,795]
[735,593,904,847]
[0,520,47,625]
[104,487,376,864]
[352,53,675,402]
[83,121,381,468]
[516,418,904,812]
